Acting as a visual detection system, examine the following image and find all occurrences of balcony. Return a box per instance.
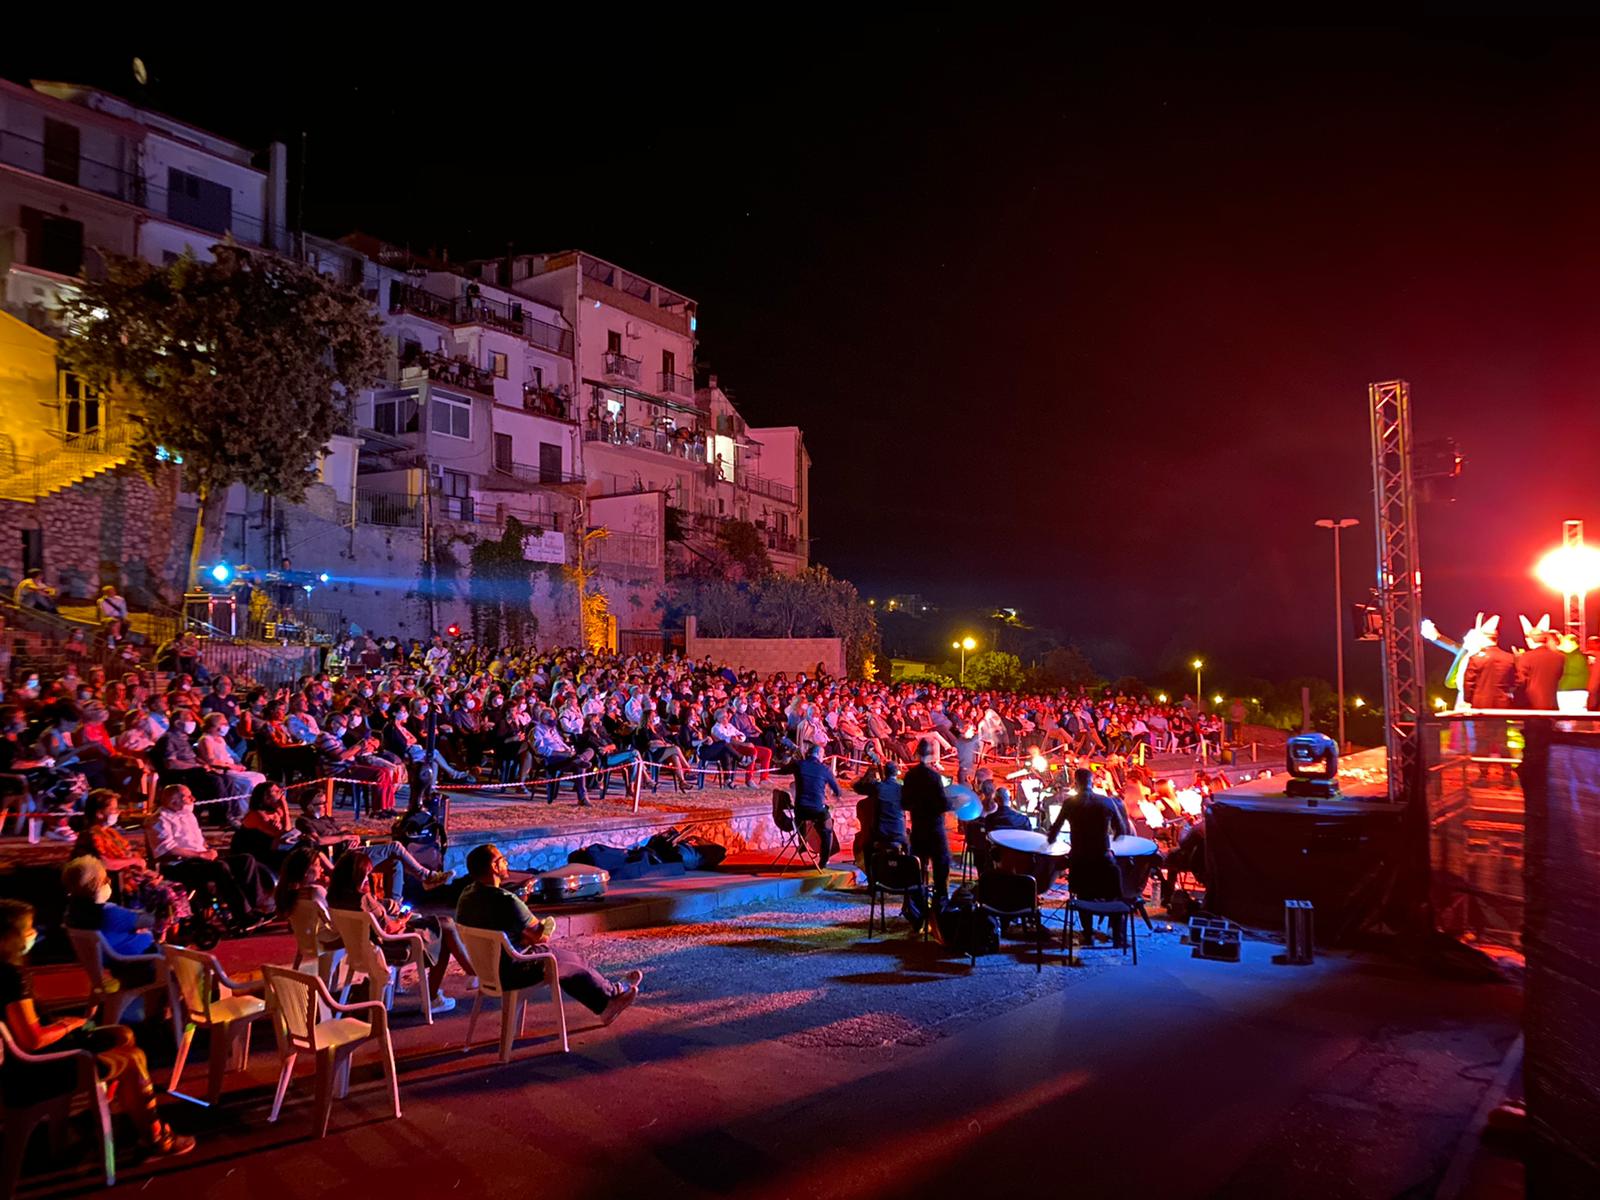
[522,384,575,421]
[657,370,694,399]
[487,461,586,489]
[738,472,795,504]
[603,351,642,382]
[357,490,422,528]
[356,487,564,532]
[584,416,706,464]
[399,348,495,396]
[389,283,575,354]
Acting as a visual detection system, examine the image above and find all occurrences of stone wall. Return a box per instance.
[446,800,861,877]
[685,615,844,677]
[0,466,181,604]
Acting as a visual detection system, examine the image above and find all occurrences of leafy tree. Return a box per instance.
[714,519,773,580]
[1032,645,1101,688]
[60,245,384,586]
[965,650,1025,690]
[468,517,542,648]
[1110,675,1149,698]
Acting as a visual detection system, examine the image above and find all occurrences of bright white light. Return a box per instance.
[1176,787,1203,816]
[1536,542,1600,596]
[209,562,232,584]
[1030,752,1048,774]
[318,572,331,584]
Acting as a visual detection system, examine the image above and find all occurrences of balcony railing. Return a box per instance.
[589,529,659,570]
[400,348,495,396]
[523,385,575,421]
[389,283,575,354]
[489,461,586,488]
[657,371,694,398]
[603,352,642,382]
[583,416,706,464]
[355,488,564,532]
[738,472,795,504]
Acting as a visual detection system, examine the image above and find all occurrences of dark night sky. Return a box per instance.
[10,20,1600,689]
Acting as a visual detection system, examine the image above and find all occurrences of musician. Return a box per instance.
[779,743,840,865]
[1049,767,1130,943]
[982,786,1032,835]
[903,738,953,899]
[852,761,907,864]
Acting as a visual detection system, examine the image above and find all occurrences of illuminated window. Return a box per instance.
[490,351,508,379]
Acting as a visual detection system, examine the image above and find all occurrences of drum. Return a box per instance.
[989,829,1070,893]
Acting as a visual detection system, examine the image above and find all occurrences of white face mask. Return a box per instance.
[105,812,119,828]
[22,929,37,955]
[182,721,197,735]
[349,714,363,728]
[95,883,113,905]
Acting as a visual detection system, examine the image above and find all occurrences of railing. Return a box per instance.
[489,462,586,489]
[738,472,795,504]
[0,421,134,501]
[523,385,575,421]
[589,530,659,570]
[388,283,575,354]
[603,352,642,382]
[399,349,495,395]
[765,530,800,554]
[657,371,694,398]
[389,281,454,322]
[358,491,422,528]
[618,628,685,656]
[583,417,706,464]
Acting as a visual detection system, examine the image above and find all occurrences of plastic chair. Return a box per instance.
[0,1022,115,1193]
[327,907,433,1025]
[866,849,928,940]
[973,871,1043,973]
[66,929,177,1046]
[162,945,269,1106]
[457,925,569,1063]
[260,965,400,1139]
[288,897,347,990]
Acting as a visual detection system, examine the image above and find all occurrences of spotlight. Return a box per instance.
[318,572,331,584]
[209,562,233,585]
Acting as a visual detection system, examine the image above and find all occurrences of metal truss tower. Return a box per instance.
[1369,380,1426,806]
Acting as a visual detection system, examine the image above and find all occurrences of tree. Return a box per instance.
[965,649,1025,690]
[467,517,542,648]
[1033,645,1101,688]
[60,245,385,587]
[714,519,773,580]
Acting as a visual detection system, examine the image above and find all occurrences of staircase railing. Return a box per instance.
[0,422,135,501]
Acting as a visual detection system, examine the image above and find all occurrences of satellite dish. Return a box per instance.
[132,57,148,85]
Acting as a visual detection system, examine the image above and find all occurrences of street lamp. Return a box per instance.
[1315,518,1359,750]
[953,636,977,685]
[1191,659,1203,708]
[1535,520,1600,639]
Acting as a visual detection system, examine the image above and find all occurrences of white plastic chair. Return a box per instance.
[161,945,269,1107]
[327,907,433,1025]
[457,925,568,1062]
[260,965,400,1139]
[288,897,347,991]
[0,1020,116,1192]
[66,928,178,1047]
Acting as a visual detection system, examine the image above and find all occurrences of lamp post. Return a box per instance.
[953,636,976,685]
[1536,519,1600,640]
[1191,659,1203,710]
[1315,518,1359,749]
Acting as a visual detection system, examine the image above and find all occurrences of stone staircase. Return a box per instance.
[0,428,133,503]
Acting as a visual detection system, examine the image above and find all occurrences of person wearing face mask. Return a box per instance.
[71,790,189,939]
[196,711,264,822]
[0,899,197,1159]
[411,696,467,782]
[153,705,226,806]
[149,785,259,931]
[316,710,402,815]
[530,707,592,806]
[62,855,157,958]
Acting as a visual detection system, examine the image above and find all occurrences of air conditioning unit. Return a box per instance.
[625,320,640,339]
[427,462,443,479]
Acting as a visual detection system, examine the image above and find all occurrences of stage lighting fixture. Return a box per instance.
[1284,732,1340,800]
[209,562,233,585]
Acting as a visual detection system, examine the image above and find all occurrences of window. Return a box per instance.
[43,119,80,187]
[20,207,83,276]
[430,393,471,439]
[490,351,508,379]
[167,168,232,235]
[607,330,622,355]
[528,365,543,390]
[661,349,676,380]
[439,469,473,521]
[372,394,419,436]
[539,442,563,484]
[61,372,101,438]
[494,433,513,472]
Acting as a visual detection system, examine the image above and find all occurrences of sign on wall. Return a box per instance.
[523,530,567,565]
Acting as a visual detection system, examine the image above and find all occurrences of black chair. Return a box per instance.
[1062,893,1139,965]
[973,870,1042,972]
[769,790,823,873]
[866,848,928,940]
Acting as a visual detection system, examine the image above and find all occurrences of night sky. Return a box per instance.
[10,21,1600,689]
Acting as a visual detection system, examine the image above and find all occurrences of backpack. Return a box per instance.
[935,889,1000,956]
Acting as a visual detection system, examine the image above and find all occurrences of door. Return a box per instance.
[61,372,102,442]
[539,442,563,484]
[494,433,513,473]
[43,119,80,187]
